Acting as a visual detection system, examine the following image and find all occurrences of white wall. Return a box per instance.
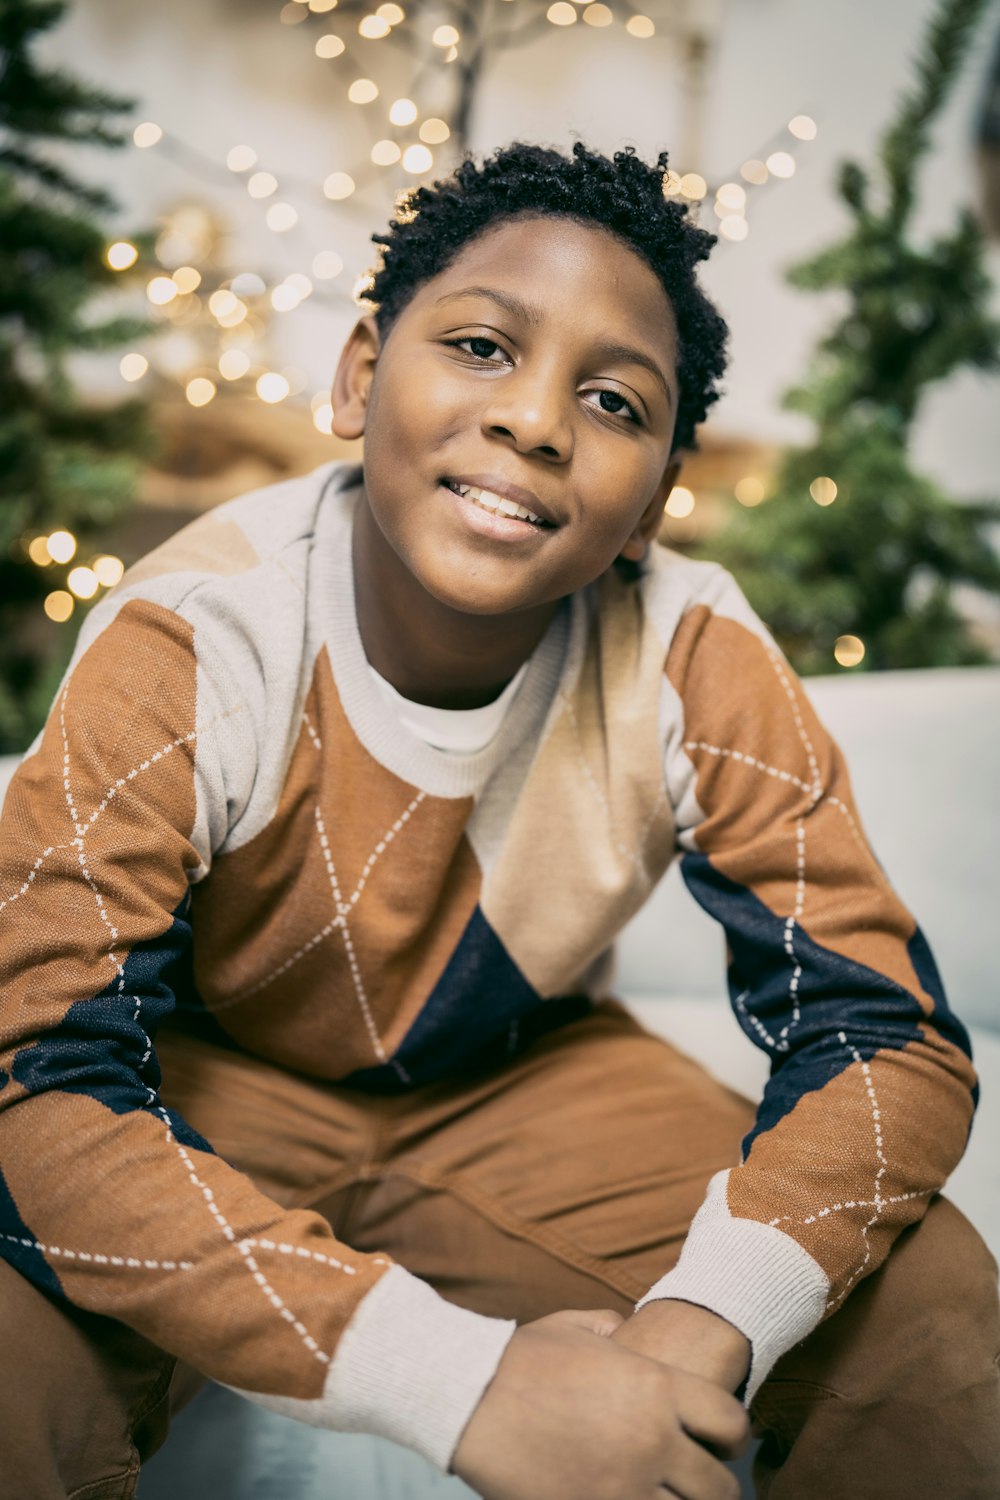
[38,0,1000,494]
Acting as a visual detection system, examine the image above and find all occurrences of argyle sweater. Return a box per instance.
[0,461,977,1472]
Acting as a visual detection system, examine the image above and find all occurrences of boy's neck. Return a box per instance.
[352,500,559,710]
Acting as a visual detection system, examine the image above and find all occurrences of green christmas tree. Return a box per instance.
[703,0,1000,675]
[0,0,157,752]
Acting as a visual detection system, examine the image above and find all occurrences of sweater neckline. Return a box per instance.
[316,465,582,799]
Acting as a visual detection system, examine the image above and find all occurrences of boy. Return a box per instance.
[1,141,998,1500]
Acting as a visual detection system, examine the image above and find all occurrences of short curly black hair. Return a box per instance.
[367,140,728,454]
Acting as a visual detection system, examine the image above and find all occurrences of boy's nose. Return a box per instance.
[481,373,574,462]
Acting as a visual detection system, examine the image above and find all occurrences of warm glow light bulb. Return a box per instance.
[247,172,278,199]
[315,34,345,57]
[432,23,460,44]
[219,349,251,380]
[313,250,344,278]
[266,202,299,232]
[679,173,707,200]
[28,537,51,567]
[313,402,334,434]
[226,144,257,172]
[257,372,291,404]
[348,78,379,103]
[271,283,302,311]
[106,241,138,271]
[119,353,149,382]
[626,15,655,36]
[146,276,178,306]
[389,97,418,126]
[718,216,749,242]
[309,0,338,11]
[740,159,768,185]
[715,182,746,211]
[664,487,696,519]
[377,1,404,20]
[172,266,201,294]
[547,3,578,23]
[46,530,76,564]
[582,3,613,25]
[766,151,796,179]
[323,171,356,200]
[359,14,391,37]
[788,115,817,141]
[402,144,433,174]
[44,590,74,623]
[371,139,402,165]
[93,555,125,588]
[419,117,450,144]
[185,377,217,407]
[810,476,838,506]
[834,635,865,668]
[133,122,162,148]
[209,290,239,318]
[67,566,99,600]
[734,477,765,507]
[286,273,313,299]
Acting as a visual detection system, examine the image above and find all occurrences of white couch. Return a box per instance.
[2,666,997,1499]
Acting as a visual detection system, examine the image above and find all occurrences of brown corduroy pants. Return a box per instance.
[4,999,1000,1499]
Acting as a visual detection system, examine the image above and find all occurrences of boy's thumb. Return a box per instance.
[552,1306,626,1337]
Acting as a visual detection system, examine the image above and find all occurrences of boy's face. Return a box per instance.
[332,214,682,619]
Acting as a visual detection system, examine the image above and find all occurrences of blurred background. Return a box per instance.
[2,0,999,751]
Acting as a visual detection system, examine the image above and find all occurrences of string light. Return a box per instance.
[323,171,356,200]
[834,635,865,668]
[547,4,578,24]
[133,122,162,148]
[146,276,178,305]
[432,24,459,45]
[67,566,99,600]
[219,349,251,379]
[231,271,266,297]
[316,35,345,57]
[266,202,299,231]
[286,272,313,299]
[740,159,768,185]
[718,216,749,242]
[46,531,76,564]
[788,115,817,140]
[371,139,402,165]
[313,250,344,278]
[308,0,338,11]
[582,4,613,26]
[226,145,257,172]
[402,144,433,174]
[271,282,301,311]
[172,266,202,293]
[44,591,74,623]
[389,97,418,126]
[185,377,217,407]
[257,372,291,403]
[665,486,696,518]
[247,171,278,198]
[679,173,707,200]
[358,14,391,38]
[93,556,125,588]
[715,182,746,213]
[313,402,334,433]
[119,353,149,382]
[810,476,838,506]
[419,117,450,144]
[27,537,51,567]
[444,44,458,61]
[625,15,655,36]
[735,477,765,507]
[105,241,138,271]
[766,151,795,179]
[377,3,405,21]
[348,78,379,103]
[280,3,308,22]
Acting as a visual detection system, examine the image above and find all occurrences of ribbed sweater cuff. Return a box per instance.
[228,1264,517,1473]
[634,1170,829,1404]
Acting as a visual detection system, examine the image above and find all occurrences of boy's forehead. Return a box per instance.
[409,214,678,361]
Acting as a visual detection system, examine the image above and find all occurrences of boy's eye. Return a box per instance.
[448,336,506,361]
[590,389,641,424]
[445,338,642,426]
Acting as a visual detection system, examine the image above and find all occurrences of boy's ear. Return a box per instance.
[618,457,684,562]
[331,315,381,440]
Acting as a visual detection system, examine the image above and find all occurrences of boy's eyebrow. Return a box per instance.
[433,285,673,409]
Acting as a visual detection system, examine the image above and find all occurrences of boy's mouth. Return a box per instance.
[441,478,554,529]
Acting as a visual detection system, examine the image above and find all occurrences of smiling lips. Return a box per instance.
[442,476,556,534]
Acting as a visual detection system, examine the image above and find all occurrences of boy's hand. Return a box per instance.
[450,1306,749,1500]
[609,1299,752,1395]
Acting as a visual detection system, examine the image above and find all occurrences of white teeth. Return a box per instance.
[453,483,544,526]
